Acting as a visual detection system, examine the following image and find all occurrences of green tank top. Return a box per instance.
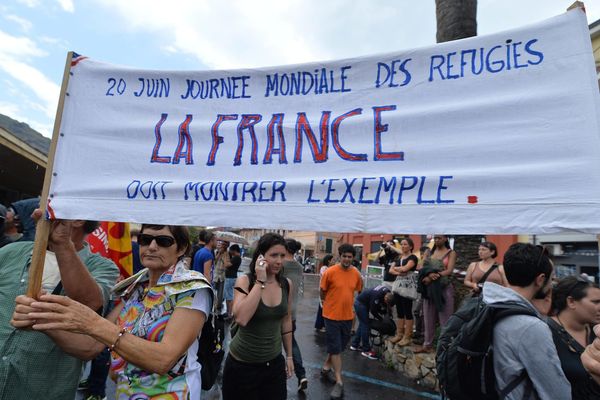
[229,280,289,363]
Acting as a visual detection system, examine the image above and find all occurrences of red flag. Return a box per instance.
[87,222,133,278]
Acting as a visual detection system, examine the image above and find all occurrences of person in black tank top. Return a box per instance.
[222,233,294,400]
[549,276,600,400]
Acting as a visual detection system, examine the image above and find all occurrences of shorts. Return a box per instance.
[324,318,352,355]
[224,277,236,301]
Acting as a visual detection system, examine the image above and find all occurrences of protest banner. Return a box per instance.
[44,9,600,236]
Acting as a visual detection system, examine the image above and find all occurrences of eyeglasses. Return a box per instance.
[138,234,176,248]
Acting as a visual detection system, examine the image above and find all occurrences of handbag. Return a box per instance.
[392,273,418,300]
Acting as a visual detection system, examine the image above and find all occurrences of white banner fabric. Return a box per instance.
[49,9,600,234]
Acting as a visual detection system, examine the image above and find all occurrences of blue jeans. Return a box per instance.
[351,300,370,352]
[292,320,306,379]
[87,347,110,396]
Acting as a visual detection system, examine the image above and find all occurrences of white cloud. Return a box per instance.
[0,102,21,118]
[0,101,52,137]
[16,0,41,8]
[56,0,74,13]
[0,30,60,121]
[5,14,33,32]
[39,36,69,48]
[0,30,46,58]
[92,0,435,69]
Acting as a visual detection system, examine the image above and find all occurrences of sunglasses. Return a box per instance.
[564,275,590,297]
[535,245,553,271]
[138,233,176,248]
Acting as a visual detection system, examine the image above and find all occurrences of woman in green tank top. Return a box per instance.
[222,233,294,400]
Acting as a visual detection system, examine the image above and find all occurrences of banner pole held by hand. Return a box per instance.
[27,51,75,298]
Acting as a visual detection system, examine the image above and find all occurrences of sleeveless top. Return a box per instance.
[229,280,289,363]
[547,318,600,400]
[471,262,503,285]
[432,249,453,268]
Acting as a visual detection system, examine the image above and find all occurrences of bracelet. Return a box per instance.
[109,328,127,351]
[286,356,293,359]
[282,330,293,335]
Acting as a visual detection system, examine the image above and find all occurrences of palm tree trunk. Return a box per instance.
[436,0,480,307]
[435,0,477,43]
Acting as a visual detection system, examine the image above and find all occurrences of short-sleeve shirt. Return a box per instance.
[399,254,418,272]
[192,247,214,277]
[320,264,363,321]
[282,259,303,320]
[111,263,213,399]
[0,241,119,400]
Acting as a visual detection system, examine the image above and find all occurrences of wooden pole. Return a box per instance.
[27,51,74,298]
[567,1,585,12]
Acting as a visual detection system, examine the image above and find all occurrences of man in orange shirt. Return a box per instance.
[320,243,363,399]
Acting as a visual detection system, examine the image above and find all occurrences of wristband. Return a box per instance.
[256,279,266,289]
[109,328,127,351]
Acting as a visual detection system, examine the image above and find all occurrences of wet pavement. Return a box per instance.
[78,274,441,400]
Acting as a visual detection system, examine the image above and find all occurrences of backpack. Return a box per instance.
[436,297,538,400]
[370,316,396,336]
[197,313,225,390]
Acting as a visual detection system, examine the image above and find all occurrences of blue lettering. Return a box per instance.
[307,179,320,203]
[358,177,376,204]
[437,176,454,204]
[525,38,544,65]
[429,55,446,81]
[324,179,339,203]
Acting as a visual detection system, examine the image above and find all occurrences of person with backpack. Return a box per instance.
[548,275,600,399]
[222,233,294,400]
[349,284,396,359]
[483,243,571,399]
[463,241,507,296]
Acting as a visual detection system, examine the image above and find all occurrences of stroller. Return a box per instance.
[369,316,396,349]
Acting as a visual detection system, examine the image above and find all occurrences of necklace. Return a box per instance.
[556,314,589,349]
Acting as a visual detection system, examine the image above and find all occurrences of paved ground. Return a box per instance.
[77,274,441,400]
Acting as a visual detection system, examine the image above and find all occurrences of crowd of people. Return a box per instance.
[3,202,600,400]
[367,237,600,400]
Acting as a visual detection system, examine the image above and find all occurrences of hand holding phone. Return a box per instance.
[255,254,268,282]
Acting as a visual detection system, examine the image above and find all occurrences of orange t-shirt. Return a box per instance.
[320,264,363,321]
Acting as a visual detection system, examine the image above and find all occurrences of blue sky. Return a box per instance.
[1,0,599,138]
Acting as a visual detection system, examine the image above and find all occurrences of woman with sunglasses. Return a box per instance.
[222,232,294,400]
[463,241,507,296]
[24,224,213,399]
[549,275,600,399]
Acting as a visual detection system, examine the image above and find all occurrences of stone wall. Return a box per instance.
[381,339,439,391]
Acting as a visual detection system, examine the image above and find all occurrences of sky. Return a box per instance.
[1,0,599,138]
